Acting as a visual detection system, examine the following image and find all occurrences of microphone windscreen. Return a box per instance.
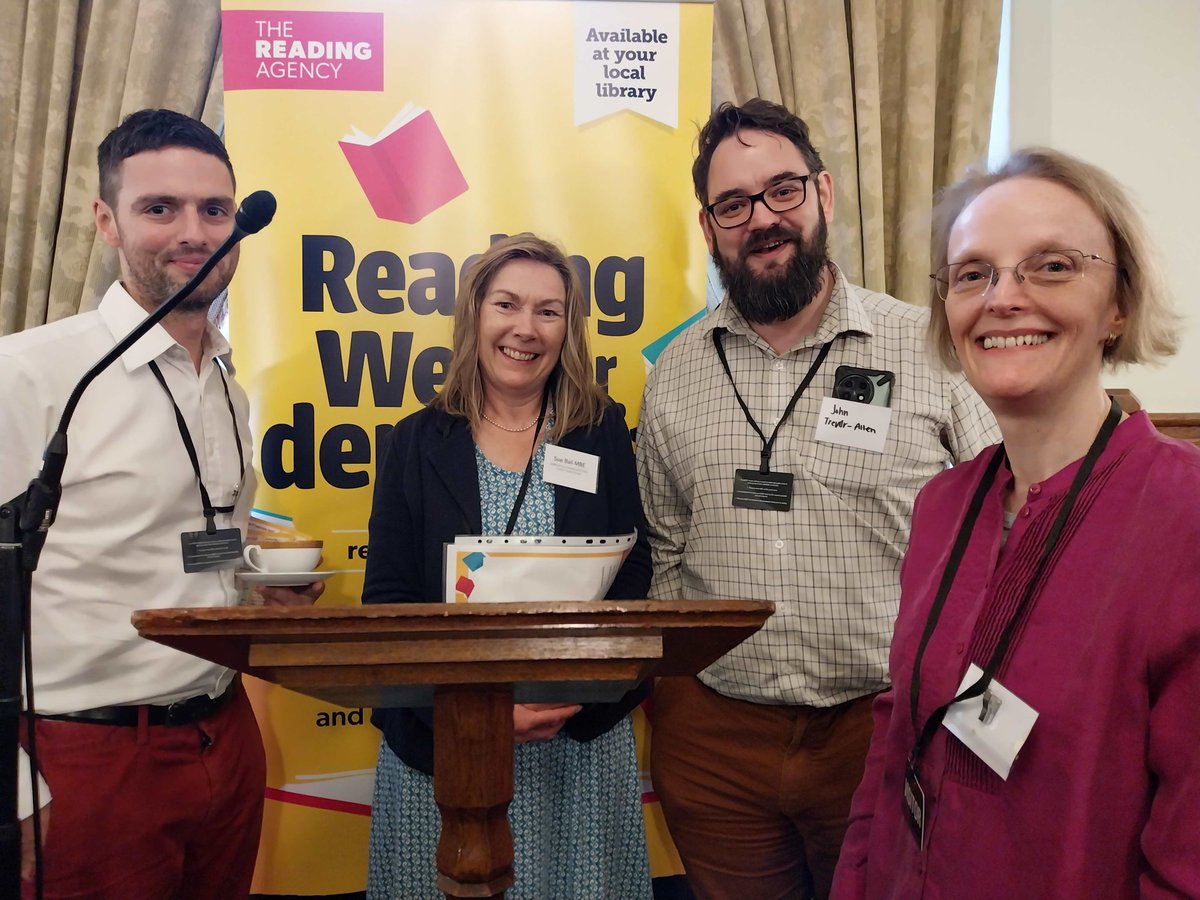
[235,190,277,235]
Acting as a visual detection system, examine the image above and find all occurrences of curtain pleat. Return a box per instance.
[0,0,224,332]
[1,0,81,333]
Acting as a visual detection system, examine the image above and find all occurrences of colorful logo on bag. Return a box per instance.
[221,10,384,91]
[339,104,470,224]
[453,551,487,602]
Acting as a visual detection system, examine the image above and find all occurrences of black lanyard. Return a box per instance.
[148,359,246,535]
[907,395,1122,766]
[712,327,835,472]
[503,383,552,536]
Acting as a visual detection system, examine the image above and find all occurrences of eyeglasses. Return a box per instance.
[704,175,816,229]
[931,249,1120,302]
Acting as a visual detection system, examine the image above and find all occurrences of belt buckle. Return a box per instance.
[163,696,193,726]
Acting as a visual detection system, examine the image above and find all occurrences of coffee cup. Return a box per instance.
[243,540,323,574]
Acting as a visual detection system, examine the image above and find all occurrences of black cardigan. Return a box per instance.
[362,401,653,775]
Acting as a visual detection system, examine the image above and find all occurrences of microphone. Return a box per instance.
[233,189,277,237]
[19,189,278,533]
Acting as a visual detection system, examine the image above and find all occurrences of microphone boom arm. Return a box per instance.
[20,189,277,537]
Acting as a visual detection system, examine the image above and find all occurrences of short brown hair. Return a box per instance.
[431,233,608,438]
[929,147,1178,369]
[692,99,824,205]
[97,108,234,207]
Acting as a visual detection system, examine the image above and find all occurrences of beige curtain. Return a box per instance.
[712,0,1002,307]
[0,0,224,335]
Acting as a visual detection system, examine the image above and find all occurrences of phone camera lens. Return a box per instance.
[835,374,874,404]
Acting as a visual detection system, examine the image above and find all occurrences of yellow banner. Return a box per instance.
[221,0,711,892]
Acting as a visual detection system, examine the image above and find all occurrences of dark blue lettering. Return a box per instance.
[407,252,455,315]
[357,250,406,314]
[316,330,412,407]
[595,256,644,336]
[302,234,357,313]
[319,424,371,489]
[261,403,316,489]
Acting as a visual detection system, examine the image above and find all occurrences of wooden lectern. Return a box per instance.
[132,599,772,898]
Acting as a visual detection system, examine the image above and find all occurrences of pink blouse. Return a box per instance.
[834,412,1200,899]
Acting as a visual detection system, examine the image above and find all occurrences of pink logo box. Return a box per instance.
[222,10,384,92]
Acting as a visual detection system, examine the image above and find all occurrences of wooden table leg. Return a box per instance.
[433,684,515,899]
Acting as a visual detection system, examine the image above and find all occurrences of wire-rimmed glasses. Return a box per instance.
[931,249,1120,302]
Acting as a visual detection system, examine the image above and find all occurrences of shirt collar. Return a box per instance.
[1016,408,1157,503]
[702,264,874,352]
[98,282,234,373]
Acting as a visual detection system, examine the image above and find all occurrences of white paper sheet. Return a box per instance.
[443,532,637,603]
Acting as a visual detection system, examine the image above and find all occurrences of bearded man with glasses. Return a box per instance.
[636,98,998,899]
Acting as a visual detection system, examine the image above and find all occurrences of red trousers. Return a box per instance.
[22,684,265,900]
[650,676,876,900]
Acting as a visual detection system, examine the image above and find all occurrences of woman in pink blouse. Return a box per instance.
[832,148,1199,899]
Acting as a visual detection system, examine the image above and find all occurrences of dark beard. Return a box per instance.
[713,213,830,325]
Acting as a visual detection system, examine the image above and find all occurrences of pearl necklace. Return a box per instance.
[481,411,539,433]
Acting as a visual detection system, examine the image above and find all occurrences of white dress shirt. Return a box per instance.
[0,283,256,816]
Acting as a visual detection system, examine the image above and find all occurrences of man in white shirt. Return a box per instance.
[0,108,319,899]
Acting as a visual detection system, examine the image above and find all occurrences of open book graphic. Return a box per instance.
[339,104,469,224]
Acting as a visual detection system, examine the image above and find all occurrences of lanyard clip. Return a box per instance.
[759,448,771,473]
[979,688,1002,725]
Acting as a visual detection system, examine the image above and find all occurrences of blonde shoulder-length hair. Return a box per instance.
[430,233,608,439]
[929,147,1179,370]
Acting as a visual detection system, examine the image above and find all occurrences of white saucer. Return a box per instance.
[236,569,352,587]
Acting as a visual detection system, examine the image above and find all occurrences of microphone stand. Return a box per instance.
[0,191,275,898]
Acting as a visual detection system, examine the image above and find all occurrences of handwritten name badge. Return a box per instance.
[542,444,599,494]
[813,397,892,452]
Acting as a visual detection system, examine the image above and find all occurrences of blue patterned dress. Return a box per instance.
[367,441,652,899]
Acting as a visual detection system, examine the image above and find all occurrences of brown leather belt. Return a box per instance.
[38,683,235,727]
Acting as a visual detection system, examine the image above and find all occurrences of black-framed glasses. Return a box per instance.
[704,175,816,229]
[930,249,1121,302]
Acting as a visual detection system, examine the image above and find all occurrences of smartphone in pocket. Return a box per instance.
[832,366,894,407]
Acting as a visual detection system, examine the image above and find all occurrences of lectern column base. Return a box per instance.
[433,684,515,899]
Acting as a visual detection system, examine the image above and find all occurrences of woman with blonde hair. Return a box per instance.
[363,233,653,898]
[833,149,1200,897]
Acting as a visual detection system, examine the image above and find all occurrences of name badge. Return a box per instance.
[813,397,892,453]
[943,663,1039,779]
[731,469,793,511]
[181,528,243,573]
[903,761,926,849]
[542,444,599,494]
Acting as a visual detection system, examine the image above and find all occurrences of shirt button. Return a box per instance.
[774,539,785,549]
[773,360,784,371]
[955,642,964,654]
[1021,507,1032,518]
[1029,484,1041,495]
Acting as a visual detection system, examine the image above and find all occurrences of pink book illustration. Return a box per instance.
[339,105,469,224]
